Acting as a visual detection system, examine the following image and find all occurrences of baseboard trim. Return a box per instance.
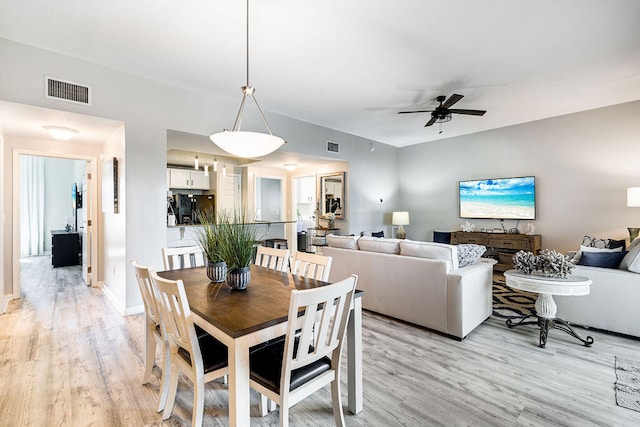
[98,282,144,316]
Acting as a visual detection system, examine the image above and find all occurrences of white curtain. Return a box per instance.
[20,155,45,257]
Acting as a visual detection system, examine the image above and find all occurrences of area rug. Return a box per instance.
[492,281,536,319]
[615,356,640,412]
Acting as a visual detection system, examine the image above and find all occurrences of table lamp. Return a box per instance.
[392,211,410,239]
[628,187,640,241]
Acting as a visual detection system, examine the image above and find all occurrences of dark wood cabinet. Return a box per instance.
[51,230,81,268]
[451,231,541,272]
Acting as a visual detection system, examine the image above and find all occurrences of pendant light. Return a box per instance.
[209,0,285,158]
[194,153,199,170]
[213,157,218,172]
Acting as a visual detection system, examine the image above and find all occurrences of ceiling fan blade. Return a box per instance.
[442,94,464,109]
[397,110,434,114]
[424,116,438,127]
[448,108,487,116]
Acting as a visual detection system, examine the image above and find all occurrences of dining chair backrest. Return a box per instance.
[162,246,206,270]
[282,274,358,392]
[254,246,290,272]
[132,259,162,326]
[290,251,333,282]
[149,271,201,366]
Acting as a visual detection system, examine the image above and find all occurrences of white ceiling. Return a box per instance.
[1,0,639,148]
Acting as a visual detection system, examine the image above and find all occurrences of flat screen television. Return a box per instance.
[459,176,536,220]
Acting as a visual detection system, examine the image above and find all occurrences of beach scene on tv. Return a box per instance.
[459,177,536,219]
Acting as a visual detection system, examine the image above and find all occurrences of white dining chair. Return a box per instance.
[149,271,229,427]
[132,259,170,412]
[254,246,290,272]
[249,274,358,427]
[161,246,206,270]
[290,251,333,281]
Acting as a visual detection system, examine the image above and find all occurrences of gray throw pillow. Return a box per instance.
[457,244,486,268]
[620,241,640,273]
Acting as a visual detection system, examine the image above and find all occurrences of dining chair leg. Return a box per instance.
[162,361,180,420]
[157,343,171,412]
[193,377,205,427]
[143,321,155,384]
[331,377,346,427]
[259,394,269,417]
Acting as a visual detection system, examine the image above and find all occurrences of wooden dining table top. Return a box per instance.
[157,265,362,339]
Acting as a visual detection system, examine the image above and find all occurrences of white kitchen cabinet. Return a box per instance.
[168,168,210,190]
[297,176,315,204]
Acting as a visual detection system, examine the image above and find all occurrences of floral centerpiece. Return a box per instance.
[323,212,336,229]
[512,249,574,279]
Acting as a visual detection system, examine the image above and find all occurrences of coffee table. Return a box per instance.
[503,269,594,348]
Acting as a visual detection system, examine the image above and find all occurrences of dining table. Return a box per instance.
[158,264,364,427]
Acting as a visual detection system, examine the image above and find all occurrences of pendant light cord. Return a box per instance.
[246,0,250,87]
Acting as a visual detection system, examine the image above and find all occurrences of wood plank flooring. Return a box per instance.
[1,255,640,426]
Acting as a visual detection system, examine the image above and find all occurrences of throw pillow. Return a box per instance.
[357,236,400,254]
[457,244,487,268]
[371,230,384,238]
[433,231,452,244]
[571,245,623,264]
[577,251,627,269]
[325,234,359,250]
[620,240,640,273]
[581,235,626,250]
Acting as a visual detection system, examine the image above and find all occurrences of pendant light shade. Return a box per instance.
[211,130,284,158]
[210,0,284,158]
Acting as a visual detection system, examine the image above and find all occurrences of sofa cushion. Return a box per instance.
[399,240,459,271]
[357,236,400,254]
[581,235,626,250]
[326,234,359,250]
[577,251,627,269]
[571,244,623,264]
[457,244,487,268]
[371,230,385,238]
[620,238,640,273]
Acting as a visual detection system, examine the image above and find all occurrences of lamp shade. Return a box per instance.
[392,211,410,226]
[210,130,285,158]
[628,187,640,207]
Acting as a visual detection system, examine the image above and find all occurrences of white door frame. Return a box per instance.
[12,149,99,297]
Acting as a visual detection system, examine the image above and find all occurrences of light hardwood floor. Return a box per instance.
[1,256,640,426]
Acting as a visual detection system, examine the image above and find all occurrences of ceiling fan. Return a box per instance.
[398,94,486,128]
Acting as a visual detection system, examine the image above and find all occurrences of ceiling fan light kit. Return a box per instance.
[398,93,486,130]
[210,0,285,158]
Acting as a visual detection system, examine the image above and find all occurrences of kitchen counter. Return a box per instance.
[167,221,296,248]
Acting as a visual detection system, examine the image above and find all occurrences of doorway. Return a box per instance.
[12,151,98,297]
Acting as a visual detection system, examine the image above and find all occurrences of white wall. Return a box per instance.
[0,38,400,312]
[399,100,640,252]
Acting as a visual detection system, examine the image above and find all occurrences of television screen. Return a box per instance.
[459,176,536,220]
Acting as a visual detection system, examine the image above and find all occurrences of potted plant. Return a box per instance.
[194,208,227,283]
[217,209,262,290]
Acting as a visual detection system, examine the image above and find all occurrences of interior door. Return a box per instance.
[218,173,241,214]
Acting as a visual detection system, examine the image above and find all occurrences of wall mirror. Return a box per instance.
[320,172,345,220]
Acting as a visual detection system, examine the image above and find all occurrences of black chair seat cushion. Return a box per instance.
[250,337,331,393]
[178,333,228,373]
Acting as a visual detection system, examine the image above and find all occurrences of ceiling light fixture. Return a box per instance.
[284,163,297,171]
[194,153,200,170]
[204,162,209,177]
[223,163,227,178]
[43,126,78,141]
[209,0,285,158]
[213,157,218,172]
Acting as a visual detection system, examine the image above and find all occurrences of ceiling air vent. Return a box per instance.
[326,140,340,154]
[45,76,92,105]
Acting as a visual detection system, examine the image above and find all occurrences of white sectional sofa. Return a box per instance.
[323,236,493,340]
[555,265,640,338]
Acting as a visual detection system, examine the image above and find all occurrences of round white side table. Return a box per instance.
[503,269,594,348]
